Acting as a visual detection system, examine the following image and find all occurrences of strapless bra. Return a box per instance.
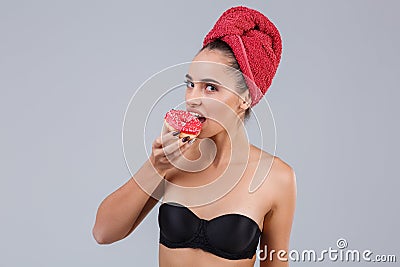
[158,202,262,260]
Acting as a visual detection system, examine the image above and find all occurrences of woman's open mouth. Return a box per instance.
[189,111,207,123]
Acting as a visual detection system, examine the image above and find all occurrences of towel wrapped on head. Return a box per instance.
[203,6,282,107]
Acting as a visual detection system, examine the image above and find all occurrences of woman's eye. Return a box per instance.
[184,80,195,88]
[205,84,217,92]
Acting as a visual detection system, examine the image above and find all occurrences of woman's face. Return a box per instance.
[185,49,247,139]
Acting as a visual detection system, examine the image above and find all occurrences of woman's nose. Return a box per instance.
[186,84,203,106]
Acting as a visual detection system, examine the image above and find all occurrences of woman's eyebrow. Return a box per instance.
[185,74,221,85]
[201,78,222,85]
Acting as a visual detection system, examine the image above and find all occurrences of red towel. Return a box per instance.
[203,6,282,107]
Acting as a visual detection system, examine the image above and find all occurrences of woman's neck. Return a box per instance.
[209,119,249,168]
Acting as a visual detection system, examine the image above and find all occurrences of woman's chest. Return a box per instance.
[162,160,274,232]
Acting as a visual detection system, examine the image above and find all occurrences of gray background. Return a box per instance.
[0,0,399,266]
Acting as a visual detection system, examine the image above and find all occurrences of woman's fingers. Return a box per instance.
[161,122,170,135]
[152,131,195,166]
[152,130,179,149]
[150,127,196,176]
[160,130,180,147]
[169,140,194,160]
[163,141,193,166]
[152,137,162,149]
[162,136,189,156]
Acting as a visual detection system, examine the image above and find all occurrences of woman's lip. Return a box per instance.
[187,110,205,118]
[187,110,206,123]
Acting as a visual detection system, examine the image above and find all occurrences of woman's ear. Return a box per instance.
[240,100,250,110]
[239,92,251,110]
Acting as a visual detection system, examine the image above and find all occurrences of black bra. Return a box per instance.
[158,202,262,260]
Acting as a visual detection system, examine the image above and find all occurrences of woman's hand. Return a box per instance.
[149,125,193,178]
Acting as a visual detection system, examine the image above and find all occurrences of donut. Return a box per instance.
[164,109,202,140]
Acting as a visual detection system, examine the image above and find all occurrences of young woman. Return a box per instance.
[93,6,296,267]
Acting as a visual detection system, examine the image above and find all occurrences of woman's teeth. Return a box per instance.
[189,112,201,118]
[189,111,206,123]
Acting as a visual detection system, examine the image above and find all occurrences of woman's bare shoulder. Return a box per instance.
[247,145,296,222]
[250,144,296,187]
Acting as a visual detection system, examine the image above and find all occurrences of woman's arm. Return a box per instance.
[259,164,297,267]
[92,130,192,244]
[92,159,164,244]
